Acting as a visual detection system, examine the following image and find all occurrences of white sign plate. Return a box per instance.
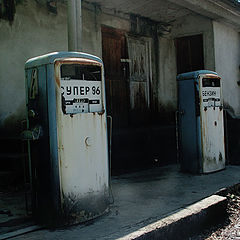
[61,79,102,114]
[201,87,221,108]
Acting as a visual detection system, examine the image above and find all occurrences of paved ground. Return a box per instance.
[9,164,240,240]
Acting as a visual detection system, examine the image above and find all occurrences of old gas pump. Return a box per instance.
[23,52,109,225]
[177,70,225,174]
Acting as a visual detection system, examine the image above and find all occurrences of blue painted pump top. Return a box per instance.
[177,70,218,81]
[25,51,103,69]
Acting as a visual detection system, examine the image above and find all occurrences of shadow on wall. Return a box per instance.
[1,114,26,137]
[0,101,27,138]
[0,0,58,24]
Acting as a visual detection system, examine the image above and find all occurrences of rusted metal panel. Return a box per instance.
[25,52,109,225]
[178,78,199,173]
[55,58,109,224]
[199,74,225,173]
[177,70,225,174]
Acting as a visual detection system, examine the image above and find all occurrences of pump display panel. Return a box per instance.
[201,78,221,108]
[60,64,103,114]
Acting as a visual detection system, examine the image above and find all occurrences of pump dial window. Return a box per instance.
[60,64,103,114]
[202,78,220,87]
[61,64,101,81]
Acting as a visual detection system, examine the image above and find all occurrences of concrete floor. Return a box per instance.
[0,191,26,224]
[10,164,240,240]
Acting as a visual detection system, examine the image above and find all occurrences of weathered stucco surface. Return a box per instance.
[0,1,68,134]
[213,21,240,117]
[82,5,102,57]
[0,1,106,134]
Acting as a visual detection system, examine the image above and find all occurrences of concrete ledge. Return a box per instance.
[117,195,227,240]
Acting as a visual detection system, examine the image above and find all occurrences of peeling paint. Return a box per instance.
[62,189,109,225]
[55,56,109,224]
[199,74,226,173]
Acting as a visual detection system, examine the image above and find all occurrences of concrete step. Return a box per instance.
[112,195,227,240]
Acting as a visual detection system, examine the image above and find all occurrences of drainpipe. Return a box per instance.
[68,0,82,51]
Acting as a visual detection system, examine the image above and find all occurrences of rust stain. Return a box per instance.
[97,109,105,115]
[61,191,109,225]
[140,54,144,74]
[204,74,221,79]
[54,58,102,87]
[133,82,147,111]
[54,61,61,87]
[55,58,102,67]
[219,152,223,162]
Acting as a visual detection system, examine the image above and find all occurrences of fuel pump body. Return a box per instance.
[25,52,109,225]
[177,70,225,174]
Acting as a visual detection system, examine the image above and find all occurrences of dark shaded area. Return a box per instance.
[0,0,16,23]
[176,34,204,74]
[0,0,58,23]
[0,137,32,236]
[46,0,57,14]
[61,64,101,81]
[0,138,26,176]
[102,25,177,175]
[110,125,177,175]
[225,112,240,165]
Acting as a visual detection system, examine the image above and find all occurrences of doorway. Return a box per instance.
[102,27,176,175]
[101,26,129,128]
[176,34,204,74]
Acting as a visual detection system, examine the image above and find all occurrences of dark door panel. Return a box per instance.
[102,26,129,128]
[176,34,204,74]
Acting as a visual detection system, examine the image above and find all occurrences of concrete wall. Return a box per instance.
[0,1,104,135]
[101,11,130,32]
[0,0,68,135]
[213,21,240,117]
[82,5,102,57]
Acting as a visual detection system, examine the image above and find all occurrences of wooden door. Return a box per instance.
[176,34,204,74]
[127,37,151,125]
[102,26,129,128]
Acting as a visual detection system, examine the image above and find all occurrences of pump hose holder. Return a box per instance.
[21,125,43,141]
